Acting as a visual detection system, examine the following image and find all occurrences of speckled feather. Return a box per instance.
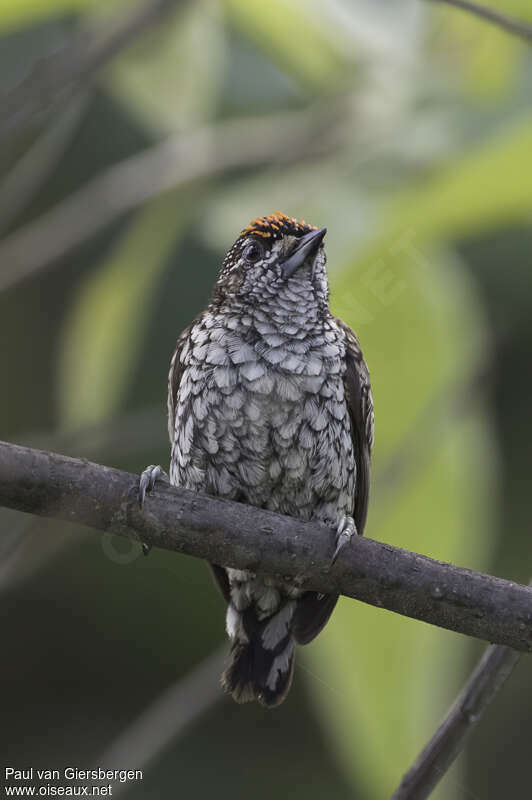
[167,212,373,706]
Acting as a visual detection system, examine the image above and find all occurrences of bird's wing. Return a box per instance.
[335,316,374,534]
[293,318,373,646]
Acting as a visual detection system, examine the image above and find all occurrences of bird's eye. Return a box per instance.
[243,241,264,263]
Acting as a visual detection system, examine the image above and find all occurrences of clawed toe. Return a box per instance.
[330,515,358,566]
[138,464,168,508]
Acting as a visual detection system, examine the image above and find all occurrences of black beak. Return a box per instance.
[280,227,326,280]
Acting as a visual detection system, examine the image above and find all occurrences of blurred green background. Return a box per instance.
[1,1,531,798]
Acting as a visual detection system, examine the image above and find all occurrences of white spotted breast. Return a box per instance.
[170,303,356,527]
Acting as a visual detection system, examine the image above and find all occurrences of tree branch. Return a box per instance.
[428,0,532,43]
[1,440,531,652]
[391,641,523,799]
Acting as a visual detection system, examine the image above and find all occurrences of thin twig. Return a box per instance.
[428,0,532,43]
[0,0,185,145]
[391,640,523,799]
[95,645,227,797]
[0,104,343,293]
[0,440,531,652]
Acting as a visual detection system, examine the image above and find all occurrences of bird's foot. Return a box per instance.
[138,464,169,556]
[330,515,358,566]
[138,464,169,507]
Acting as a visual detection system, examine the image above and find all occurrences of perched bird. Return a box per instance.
[139,211,374,707]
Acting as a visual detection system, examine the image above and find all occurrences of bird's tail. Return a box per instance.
[221,601,296,707]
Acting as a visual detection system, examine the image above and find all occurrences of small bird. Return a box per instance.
[140,212,374,707]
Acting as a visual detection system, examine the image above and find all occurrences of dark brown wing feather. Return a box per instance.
[293,592,339,645]
[168,318,230,602]
[293,316,373,646]
[335,316,374,534]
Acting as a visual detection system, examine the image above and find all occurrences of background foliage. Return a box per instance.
[1,1,531,798]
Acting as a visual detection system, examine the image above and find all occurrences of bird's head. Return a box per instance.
[213,212,328,309]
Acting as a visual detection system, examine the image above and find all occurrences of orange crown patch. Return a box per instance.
[240,211,317,240]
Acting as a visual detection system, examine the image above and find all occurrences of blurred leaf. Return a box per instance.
[395,114,532,238]
[305,243,496,798]
[223,0,350,91]
[107,0,226,135]
[57,192,187,429]
[342,112,532,295]
[0,0,113,33]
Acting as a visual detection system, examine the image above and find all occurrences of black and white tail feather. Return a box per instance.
[217,567,340,707]
[222,600,297,707]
